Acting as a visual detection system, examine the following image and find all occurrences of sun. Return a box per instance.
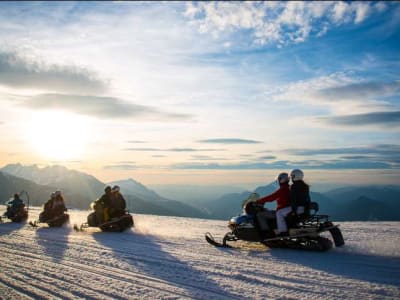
[27,111,91,161]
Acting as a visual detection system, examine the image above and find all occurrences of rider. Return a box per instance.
[53,190,67,216]
[256,173,291,237]
[4,193,25,218]
[95,186,113,224]
[111,185,126,218]
[290,169,311,217]
[39,191,67,222]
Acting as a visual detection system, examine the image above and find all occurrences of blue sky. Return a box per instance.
[0,1,399,186]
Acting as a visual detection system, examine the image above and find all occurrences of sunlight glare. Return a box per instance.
[27,111,91,160]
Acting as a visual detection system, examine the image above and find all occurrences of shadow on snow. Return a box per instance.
[92,230,240,299]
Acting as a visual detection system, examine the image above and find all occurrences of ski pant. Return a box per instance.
[276,206,292,233]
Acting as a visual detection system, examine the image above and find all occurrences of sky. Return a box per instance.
[0,1,399,187]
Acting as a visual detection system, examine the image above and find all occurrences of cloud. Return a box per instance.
[171,157,395,170]
[319,111,400,127]
[124,147,225,152]
[103,164,137,170]
[286,144,400,156]
[23,93,191,121]
[190,155,228,161]
[198,138,262,144]
[127,141,148,144]
[0,51,107,93]
[315,81,400,102]
[185,2,387,46]
[259,156,277,160]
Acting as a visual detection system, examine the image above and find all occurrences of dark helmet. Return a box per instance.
[277,172,289,185]
[13,193,20,199]
[104,185,112,192]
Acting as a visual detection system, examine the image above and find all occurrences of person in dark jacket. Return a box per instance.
[4,193,25,218]
[256,172,291,236]
[290,169,311,217]
[95,186,113,224]
[111,185,126,218]
[39,191,67,222]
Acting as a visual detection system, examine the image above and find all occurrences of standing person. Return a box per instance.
[290,169,311,217]
[256,173,291,237]
[111,185,126,218]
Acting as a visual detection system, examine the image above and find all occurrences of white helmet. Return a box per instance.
[290,169,304,181]
[277,172,289,184]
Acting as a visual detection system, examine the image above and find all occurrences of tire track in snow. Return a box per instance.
[1,242,238,299]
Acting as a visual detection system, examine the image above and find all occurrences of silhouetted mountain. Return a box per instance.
[0,171,92,209]
[1,164,208,218]
[108,178,162,202]
[109,178,209,219]
[2,163,104,201]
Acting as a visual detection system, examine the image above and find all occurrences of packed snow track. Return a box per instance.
[0,207,399,299]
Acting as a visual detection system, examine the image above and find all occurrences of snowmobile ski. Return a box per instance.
[205,232,232,248]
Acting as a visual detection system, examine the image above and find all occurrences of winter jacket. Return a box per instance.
[256,183,291,211]
[112,192,126,211]
[290,180,311,211]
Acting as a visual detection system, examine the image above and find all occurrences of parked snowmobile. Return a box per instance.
[0,191,29,223]
[205,193,344,251]
[74,206,134,232]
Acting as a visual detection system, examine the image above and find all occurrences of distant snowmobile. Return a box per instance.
[74,210,134,232]
[205,193,344,251]
[0,191,29,224]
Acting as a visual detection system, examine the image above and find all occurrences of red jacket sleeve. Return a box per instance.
[257,189,282,205]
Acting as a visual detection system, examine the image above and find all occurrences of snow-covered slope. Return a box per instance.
[0,208,399,299]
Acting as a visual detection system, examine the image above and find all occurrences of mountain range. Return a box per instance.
[1,163,400,221]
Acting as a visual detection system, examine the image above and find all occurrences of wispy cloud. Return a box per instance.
[198,138,262,144]
[285,144,400,156]
[0,51,107,93]
[185,2,387,46]
[127,141,148,144]
[103,164,137,170]
[23,93,191,121]
[319,111,400,128]
[171,158,395,170]
[259,156,277,160]
[124,147,225,152]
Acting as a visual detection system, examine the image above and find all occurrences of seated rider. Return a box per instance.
[4,193,25,218]
[111,185,126,218]
[289,169,311,218]
[40,193,55,222]
[94,186,113,224]
[256,172,291,237]
[53,190,67,216]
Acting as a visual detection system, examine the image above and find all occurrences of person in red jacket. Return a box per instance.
[256,172,292,236]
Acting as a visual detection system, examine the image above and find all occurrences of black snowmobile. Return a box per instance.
[74,209,134,232]
[29,213,70,228]
[0,191,29,223]
[30,199,69,228]
[205,193,344,251]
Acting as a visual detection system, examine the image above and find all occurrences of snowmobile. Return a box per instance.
[0,205,28,223]
[29,213,70,228]
[205,193,344,252]
[74,210,134,232]
[0,191,29,223]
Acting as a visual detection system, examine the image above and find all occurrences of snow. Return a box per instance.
[0,207,399,299]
